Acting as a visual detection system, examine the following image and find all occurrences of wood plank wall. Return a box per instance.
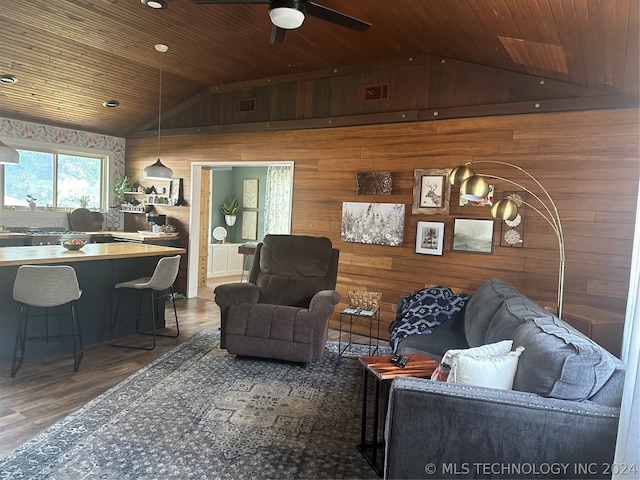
[125,108,639,344]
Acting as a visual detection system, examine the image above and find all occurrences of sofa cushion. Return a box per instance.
[463,278,521,346]
[484,295,553,344]
[511,317,617,400]
[444,342,525,390]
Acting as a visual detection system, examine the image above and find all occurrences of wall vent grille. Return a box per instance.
[358,83,390,102]
[234,97,256,112]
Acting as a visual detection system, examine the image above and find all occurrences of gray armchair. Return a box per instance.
[214,235,340,364]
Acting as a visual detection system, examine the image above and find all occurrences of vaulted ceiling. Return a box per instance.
[0,0,637,138]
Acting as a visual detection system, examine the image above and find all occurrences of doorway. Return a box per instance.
[187,161,294,299]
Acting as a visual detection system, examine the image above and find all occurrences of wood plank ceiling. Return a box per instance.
[0,0,637,138]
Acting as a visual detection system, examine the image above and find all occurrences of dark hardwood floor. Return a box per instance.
[0,296,375,457]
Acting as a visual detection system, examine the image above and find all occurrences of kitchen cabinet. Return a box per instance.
[208,243,244,277]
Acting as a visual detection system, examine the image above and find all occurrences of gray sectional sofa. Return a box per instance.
[385,278,625,479]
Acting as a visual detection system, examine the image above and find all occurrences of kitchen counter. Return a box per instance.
[0,243,186,365]
[0,231,29,240]
[107,231,180,242]
[0,242,185,267]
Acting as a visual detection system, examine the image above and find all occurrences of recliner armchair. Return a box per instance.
[214,235,340,364]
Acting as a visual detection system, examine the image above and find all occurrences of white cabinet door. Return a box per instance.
[211,244,229,276]
[208,243,244,277]
[227,246,244,275]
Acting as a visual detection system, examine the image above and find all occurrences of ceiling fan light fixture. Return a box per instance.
[269,0,305,29]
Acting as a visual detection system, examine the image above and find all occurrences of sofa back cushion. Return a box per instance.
[463,278,520,346]
[484,295,553,344]
[511,317,619,403]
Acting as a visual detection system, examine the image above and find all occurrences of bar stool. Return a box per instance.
[12,265,83,377]
[109,255,181,350]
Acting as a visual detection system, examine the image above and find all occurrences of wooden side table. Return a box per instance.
[561,304,625,357]
[357,354,438,475]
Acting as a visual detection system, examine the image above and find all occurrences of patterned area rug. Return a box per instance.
[0,332,384,479]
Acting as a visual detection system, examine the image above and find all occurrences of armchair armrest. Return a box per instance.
[385,377,620,479]
[309,289,340,318]
[214,282,260,307]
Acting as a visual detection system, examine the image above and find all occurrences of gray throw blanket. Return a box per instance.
[389,286,469,352]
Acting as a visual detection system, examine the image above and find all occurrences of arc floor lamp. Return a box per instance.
[450,160,566,318]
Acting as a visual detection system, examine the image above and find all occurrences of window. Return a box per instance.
[3,149,105,209]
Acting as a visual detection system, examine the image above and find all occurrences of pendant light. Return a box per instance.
[0,139,19,164]
[144,44,173,181]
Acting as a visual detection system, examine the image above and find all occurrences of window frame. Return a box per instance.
[1,141,110,211]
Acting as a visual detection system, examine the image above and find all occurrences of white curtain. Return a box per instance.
[613,177,640,478]
[263,165,292,235]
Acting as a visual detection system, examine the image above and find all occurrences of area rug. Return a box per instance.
[0,331,384,479]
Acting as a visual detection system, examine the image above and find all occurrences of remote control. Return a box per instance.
[397,356,409,368]
[390,354,401,364]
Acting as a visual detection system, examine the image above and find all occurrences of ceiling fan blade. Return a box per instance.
[270,25,287,44]
[305,2,371,32]
[190,0,268,4]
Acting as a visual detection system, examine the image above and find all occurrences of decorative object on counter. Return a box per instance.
[143,44,173,181]
[169,178,183,206]
[160,224,176,234]
[79,195,90,208]
[26,194,36,211]
[222,195,238,226]
[341,202,405,247]
[105,206,122,230]
[356,171,392,195]
[212,226,227,243]
[415,221,445,256]
[62,239,87,250]
[450,160,565,317]
[412,168,451,215]
[242,178,259,208]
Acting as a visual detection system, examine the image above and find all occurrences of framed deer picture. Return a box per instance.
[411,168,451,215]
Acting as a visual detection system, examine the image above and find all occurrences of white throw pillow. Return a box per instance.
[441,339,513,367]
[445,342,525,390]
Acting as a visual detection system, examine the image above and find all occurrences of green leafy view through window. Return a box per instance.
[3,149,105,209]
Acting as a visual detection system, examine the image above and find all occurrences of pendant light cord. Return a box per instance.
[155,44,168,159]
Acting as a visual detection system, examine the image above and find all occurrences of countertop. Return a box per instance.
[0,242,186,267]
[0,231,179,242]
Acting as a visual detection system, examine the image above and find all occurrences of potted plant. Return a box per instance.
[26,194,37,211]
[79,195,91,208]
[222,196,238,226]
[114,176,131,205]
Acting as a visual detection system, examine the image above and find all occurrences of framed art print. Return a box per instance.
[241,211,258,240]
[452,218,494,254]
[415,221,445,256]
[242,178,259,209]
[412,168,451,215]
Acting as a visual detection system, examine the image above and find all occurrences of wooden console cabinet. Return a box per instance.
[562,304,625,358]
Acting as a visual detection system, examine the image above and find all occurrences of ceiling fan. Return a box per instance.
[191,0,371,44]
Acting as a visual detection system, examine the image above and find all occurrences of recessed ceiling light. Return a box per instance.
[103,100,120,108]
[141,0,167,9]
[0,74,18,85]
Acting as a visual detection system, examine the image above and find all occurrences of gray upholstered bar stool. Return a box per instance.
[11,265,83,377]
[109,255,181,350]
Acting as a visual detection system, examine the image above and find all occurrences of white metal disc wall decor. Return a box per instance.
[500,191,526,248]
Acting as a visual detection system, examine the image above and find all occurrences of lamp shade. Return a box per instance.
[491,199,519,221]
[144,159,173,180]
[269,3,305,29]
[0,139,19,165]
[460,175,490,202]
[449,165,475,186]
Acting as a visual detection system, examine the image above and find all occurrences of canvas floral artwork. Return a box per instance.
[341,202,405,247]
